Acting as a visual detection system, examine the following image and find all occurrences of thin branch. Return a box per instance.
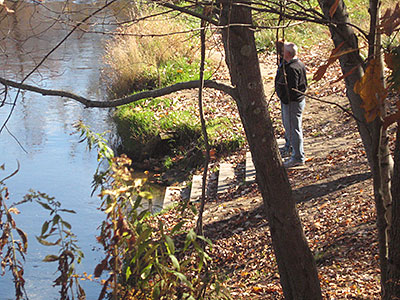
[196,16,209,236]
[154,1,219,26]
[238,1,370,39]
[5,126,28,154]
[292,88,363,124]
[0,76,237,108]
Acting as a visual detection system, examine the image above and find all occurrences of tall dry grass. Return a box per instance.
[103,15,195,97]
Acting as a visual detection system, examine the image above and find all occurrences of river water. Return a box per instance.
[0,1,139,299]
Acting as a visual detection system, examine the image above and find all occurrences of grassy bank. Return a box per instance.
[114,96,245,170]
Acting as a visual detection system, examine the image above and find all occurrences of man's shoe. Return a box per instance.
[279,147,292,158]
[283,158,305,168]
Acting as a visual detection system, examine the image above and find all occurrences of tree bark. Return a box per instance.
[319,0,393,294]
[218,1,322,298]
[386,125,400,299]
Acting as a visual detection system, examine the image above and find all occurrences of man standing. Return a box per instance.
[275,42,307,168]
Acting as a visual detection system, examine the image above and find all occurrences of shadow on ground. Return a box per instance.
[294,171,371,203]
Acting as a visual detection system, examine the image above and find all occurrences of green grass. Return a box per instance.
[159,57,214,86]
[114,97,245,167]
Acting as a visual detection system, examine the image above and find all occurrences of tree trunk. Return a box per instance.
[318,0,391,294]
[217,1,322,298]
[386,125,400,299]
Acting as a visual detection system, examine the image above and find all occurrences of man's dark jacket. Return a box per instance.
[275,58,307,104]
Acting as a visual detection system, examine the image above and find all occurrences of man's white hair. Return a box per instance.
[284,42,298,58]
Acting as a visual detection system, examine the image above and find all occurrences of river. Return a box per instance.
[0,1,140,299]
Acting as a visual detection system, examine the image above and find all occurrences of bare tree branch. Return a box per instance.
[153,0,219,26]
[0,76,237,108]
[292,88,363,124]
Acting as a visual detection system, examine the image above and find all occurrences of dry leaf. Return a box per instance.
[8,207,20,214]
[353,58,387,122]
[313,42,345,82]
[380,3,400,35]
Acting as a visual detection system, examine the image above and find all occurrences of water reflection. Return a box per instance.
[0,1,139,299]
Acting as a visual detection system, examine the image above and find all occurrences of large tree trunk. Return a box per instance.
[319,0,392,294]
[217,1,322,298]
[386,125,400,299]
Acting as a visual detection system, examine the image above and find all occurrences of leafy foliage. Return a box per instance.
[0,164,28,300]
[94,154,230,300]
[73,121,114,194]
[23,191,85,300]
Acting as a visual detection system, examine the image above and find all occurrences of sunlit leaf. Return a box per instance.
[139,191,153,200]
[104,202,116,214]
[0,2,15,13]
[169,254,180,271]
[8,207,20,214]
[165,235,175,255]
[353,58,387,122]
[125,266,132,281]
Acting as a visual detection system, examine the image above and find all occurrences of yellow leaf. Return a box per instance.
[8,207,20,215]
[354,58,387,122]
[101,189,116,197]
[252,286,263,293]
[104,202,116,214]
[134,178,146,188]
[241,271,249,277]
[139,191,153,199]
